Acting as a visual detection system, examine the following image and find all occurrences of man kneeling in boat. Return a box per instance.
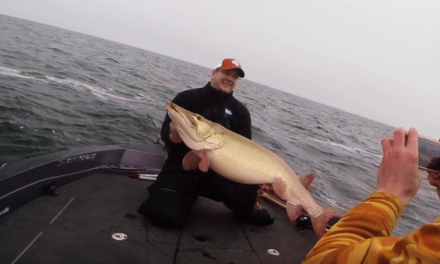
[138,58,276,227]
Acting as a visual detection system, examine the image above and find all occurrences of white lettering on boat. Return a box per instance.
[57,153,97,166]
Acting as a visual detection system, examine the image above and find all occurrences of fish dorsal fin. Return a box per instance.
[298,173,315,191]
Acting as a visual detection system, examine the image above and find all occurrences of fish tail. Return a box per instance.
[310,206,341,238]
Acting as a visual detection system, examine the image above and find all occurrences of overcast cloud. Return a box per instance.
[2,0,440,138]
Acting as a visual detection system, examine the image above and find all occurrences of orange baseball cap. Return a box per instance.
[215,58,245,78]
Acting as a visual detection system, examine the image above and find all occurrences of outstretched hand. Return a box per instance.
[376,127,422,206]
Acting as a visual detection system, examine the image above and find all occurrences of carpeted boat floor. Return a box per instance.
[0,173,318,264]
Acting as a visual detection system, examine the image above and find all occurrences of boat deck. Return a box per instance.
[0,173,318,264]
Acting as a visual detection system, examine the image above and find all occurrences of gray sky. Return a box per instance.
[2,0,440,139]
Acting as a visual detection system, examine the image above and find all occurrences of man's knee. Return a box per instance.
[207,174,259,197]
[226,183,259,204]
[138,189,195,228]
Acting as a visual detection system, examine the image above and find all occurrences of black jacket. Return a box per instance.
[160,82,252,172]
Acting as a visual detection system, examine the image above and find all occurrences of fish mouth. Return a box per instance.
[169,102,178,111]
[165,102,204,141]
[165,102,224,150]
[166,102,185,122]
[165,102,177,112]
[165,102,184,123]
[166,102,190,122]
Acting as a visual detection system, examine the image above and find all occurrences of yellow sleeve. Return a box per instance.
[301,192,440,264]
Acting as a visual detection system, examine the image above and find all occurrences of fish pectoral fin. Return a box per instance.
[198,150,210,172]
[182,151,201,171]
[286,203,302,221]
[272,177,288,200]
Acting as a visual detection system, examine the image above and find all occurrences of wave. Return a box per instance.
[106,57,120,64]
[48,47,70,56]
[305,136,382,159]
[0,66,35,80]
[20,70,48,79]
[0,65,139,105]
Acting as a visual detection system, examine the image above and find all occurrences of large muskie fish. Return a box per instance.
[165,102,340,237]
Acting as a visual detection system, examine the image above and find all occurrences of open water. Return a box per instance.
[1,14,439,236]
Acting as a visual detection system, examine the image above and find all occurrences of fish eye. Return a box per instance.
[196,115,202,120]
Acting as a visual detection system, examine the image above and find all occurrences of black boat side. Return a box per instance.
[0,144,167,221]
